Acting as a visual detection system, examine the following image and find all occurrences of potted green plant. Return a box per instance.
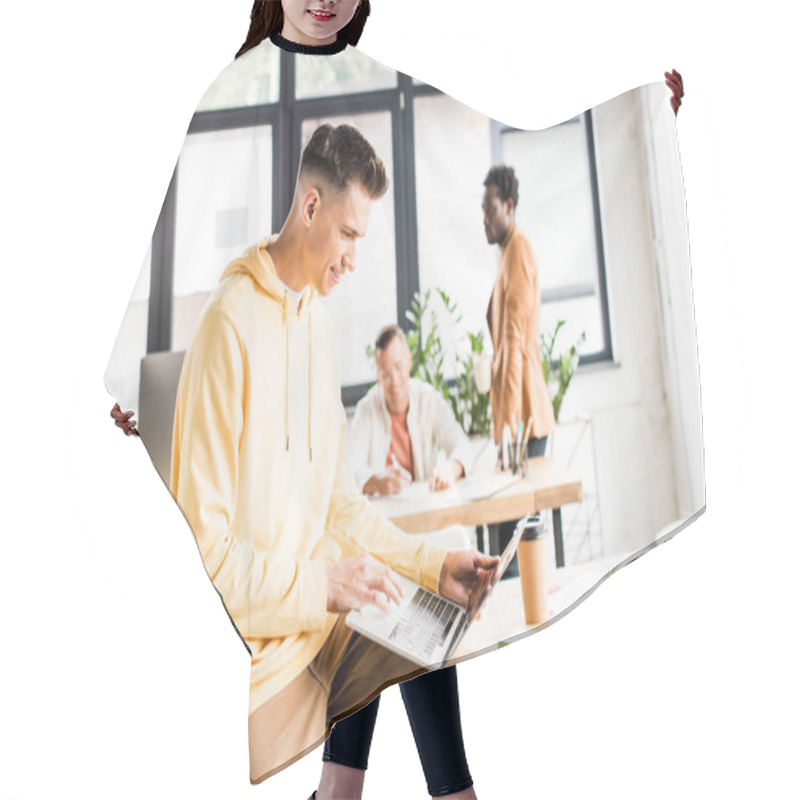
[367,288,492,437]
[407,289,492,437]
[366,289,583,436]
[539,321,586,422]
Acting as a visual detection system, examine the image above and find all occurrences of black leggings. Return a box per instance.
[323,665,473,797]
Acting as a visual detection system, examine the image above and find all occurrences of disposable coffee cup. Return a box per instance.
[517,513,549,625]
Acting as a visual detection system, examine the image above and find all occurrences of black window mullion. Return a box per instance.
[273,48,296,231]
[394,73,421,330]
[147,162,178,353]
[584,108,613,364]
[187,90,402,136]
[341,382,372,408]
[294,88,398,118]
[188,104,279,135]
[492,114,613,365]
[289,61,303,205]
[410,83,441,98]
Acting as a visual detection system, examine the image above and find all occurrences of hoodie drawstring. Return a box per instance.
[283,290,289,452]
[283,289,313,463]
[242,241,313,461]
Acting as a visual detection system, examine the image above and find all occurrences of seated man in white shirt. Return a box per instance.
[349,324,474,496]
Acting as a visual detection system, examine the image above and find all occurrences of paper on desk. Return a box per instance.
[384,481,432,502]
[384,472,520,504]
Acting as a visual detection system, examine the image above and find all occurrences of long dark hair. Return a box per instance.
[235,1,371,59]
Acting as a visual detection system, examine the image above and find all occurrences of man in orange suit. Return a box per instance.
[483,164,556,574]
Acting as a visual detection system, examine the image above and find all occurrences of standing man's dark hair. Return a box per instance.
[482,164,519,247]
[483,165,519,210]
[236,0,371,59]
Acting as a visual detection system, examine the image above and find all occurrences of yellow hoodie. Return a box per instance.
[170,237,448,714]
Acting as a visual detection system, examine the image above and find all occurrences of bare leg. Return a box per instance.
[315,762,366,800]
[315,763,477,800]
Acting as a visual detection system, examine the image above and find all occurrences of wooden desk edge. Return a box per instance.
[389,482,583,533]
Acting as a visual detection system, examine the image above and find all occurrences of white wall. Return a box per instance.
[554,85,702,560]
[639,82,706,519]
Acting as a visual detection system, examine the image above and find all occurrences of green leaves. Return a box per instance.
[403,288,491,437]
[540,324,586,422]
[364,290,584,430]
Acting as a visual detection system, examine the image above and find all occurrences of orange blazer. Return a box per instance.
[487,224,556,443]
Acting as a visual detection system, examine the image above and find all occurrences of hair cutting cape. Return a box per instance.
[105,33,704,783]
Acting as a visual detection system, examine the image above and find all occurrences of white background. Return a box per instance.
[1,1,798,798]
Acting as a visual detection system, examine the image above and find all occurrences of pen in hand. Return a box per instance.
[390,453,412,484]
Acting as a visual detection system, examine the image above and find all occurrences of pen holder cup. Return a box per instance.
[517,513,549,626]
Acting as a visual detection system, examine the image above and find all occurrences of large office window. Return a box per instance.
[172,125,273,352]
[414,93,496,375]
[106,243,151,412]
[146,46,612,405]
[196,45,281,111]
[495,116,612,363]
[295,48,397,99]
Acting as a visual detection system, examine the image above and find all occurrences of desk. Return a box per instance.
[451,556,619,661]
[370,457,583,567]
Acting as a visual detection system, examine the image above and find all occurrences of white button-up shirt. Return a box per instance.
[347,377,475,493]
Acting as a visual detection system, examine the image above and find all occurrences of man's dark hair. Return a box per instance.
[300,124,389,200]
[483,165,519,209]
[375,324,407,353]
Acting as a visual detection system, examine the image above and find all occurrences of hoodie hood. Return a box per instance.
[221,236,316,316]
[221,235,316,461]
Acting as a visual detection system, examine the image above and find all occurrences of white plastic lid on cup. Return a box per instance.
[520,512,546,541]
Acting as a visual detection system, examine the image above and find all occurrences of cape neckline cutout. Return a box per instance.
[269,32,347,56]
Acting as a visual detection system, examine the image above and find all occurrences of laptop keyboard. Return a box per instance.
[388,589,461,659]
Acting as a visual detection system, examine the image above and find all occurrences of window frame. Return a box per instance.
[490,112,613,365]
[146,47,612,404]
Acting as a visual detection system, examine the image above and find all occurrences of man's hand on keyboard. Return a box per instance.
[326,554,404,614]
[438,550,500,608]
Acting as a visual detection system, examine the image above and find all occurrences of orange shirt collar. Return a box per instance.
[500,222,518,251]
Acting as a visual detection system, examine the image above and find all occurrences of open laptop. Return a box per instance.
[346,513,538,669]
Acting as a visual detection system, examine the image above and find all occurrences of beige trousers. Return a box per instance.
[248,616,425,784]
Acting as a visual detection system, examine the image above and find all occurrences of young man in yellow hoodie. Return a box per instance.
[170,123,497,785]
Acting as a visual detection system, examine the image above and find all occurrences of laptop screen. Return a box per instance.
[464,513,534,621]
